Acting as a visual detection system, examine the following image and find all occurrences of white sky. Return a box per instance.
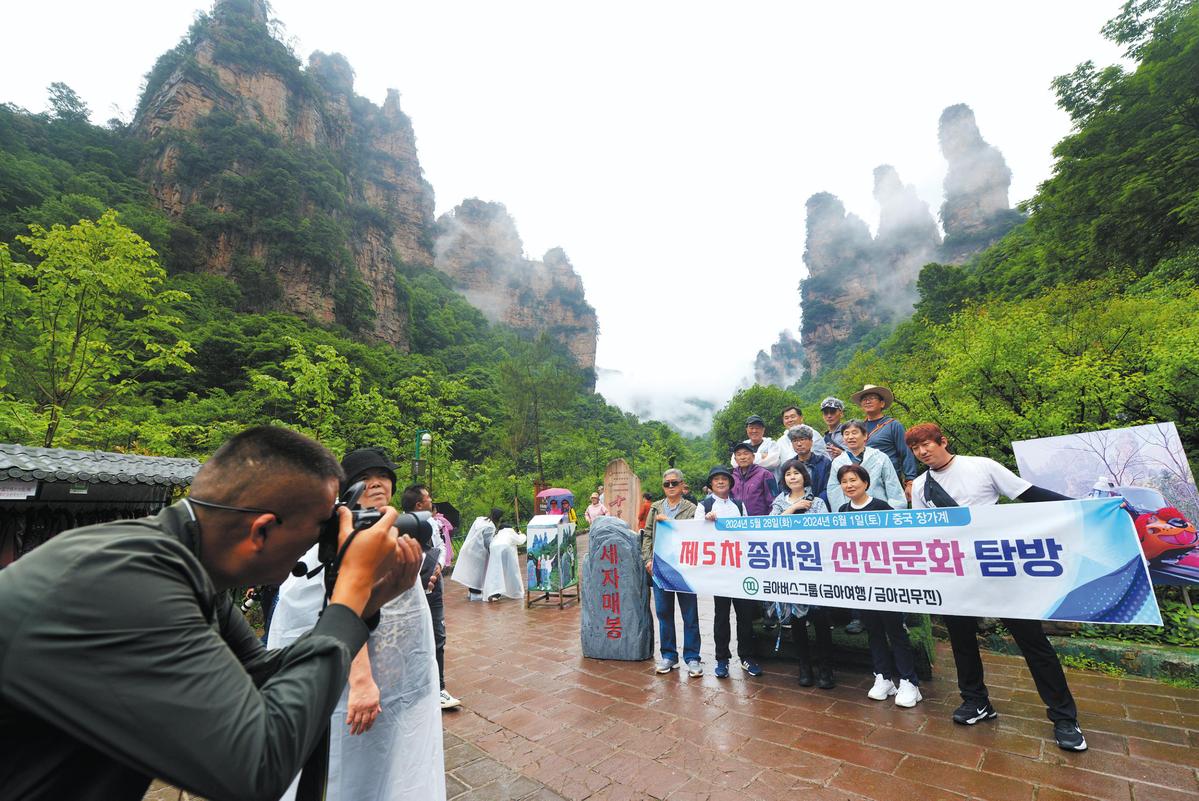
[2,1,1128,433]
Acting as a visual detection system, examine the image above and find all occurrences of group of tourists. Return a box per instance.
[644,384,1089,753]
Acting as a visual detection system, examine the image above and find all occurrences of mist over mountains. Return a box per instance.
[755,103,1023,384]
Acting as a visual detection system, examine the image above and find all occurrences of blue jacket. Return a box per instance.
[793,452,832,507]
[864,416,917,481]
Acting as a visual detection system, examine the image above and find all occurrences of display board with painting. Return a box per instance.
[525,513,579,608]
[1013,423,1199,585]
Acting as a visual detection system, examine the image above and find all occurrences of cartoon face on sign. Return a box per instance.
[1120,488,1197,561]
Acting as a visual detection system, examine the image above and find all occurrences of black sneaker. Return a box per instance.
[952,700,998,725]
[1054,720,1088,751]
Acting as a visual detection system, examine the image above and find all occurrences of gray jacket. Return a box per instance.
[640,497,697,565]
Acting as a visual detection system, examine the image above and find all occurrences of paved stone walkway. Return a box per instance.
[145,589,1199,800]
[441,590,1199,801]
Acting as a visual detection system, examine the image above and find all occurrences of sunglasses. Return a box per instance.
[662,480,683,488]
[188,497,286,524]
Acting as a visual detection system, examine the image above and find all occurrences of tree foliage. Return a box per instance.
[708,385,806,462]
[0,211,192,446]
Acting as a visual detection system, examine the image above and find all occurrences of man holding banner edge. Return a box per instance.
[906,422,1088,752]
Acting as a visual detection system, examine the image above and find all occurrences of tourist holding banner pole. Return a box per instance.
[906,423,1088,751]
[643,469,700,677]
[699,464,764,680]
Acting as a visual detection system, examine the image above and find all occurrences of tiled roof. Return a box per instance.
[0,444,199,487]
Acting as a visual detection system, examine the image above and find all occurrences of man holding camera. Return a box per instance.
[0,426,424,801]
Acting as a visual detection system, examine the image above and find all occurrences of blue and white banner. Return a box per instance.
[652,498,1161,625]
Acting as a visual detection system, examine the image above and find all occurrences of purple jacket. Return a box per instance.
[732,463,775,516]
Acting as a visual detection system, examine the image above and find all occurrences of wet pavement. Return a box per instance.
[145,587,1199,800]
[440,588,1199,801]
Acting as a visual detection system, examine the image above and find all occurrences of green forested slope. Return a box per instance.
[0,93,707,524]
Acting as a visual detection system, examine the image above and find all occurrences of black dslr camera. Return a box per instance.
[292,481,434,598]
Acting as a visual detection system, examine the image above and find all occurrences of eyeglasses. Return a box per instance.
[188,497,286,524]
[662,480,683,488]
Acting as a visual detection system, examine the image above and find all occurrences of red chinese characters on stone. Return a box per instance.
[600,542,622,638]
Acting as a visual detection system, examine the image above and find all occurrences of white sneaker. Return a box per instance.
[655,657,679,674]
[894,679,922,708]
[868,673,897,700]
[439,689,461,709]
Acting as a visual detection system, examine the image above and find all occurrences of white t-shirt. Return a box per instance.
[910,455,1031,509]
[702,495,745,519]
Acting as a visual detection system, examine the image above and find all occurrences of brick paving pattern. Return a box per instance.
[144,588,1199,800]
[442,589,1199,801]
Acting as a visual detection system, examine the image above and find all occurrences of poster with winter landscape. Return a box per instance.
[1013,423,1199,585]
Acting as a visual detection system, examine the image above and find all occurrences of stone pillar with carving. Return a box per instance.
[603,458,641,532]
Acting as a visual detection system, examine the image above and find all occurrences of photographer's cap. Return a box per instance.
[340,447,398,491]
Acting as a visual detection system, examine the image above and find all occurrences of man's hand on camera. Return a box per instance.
[329,506,400,615]
[346,677,382,735]
[363,533,424,618]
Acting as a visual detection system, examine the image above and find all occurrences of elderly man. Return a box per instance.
[732,414,781,473]
[731,440,776,516]
[787,424,833,507]
[849,384,917,496]
[775,406,826,481]
[642,468,701,676]
[820,396,849,459]
[0,426,423,801]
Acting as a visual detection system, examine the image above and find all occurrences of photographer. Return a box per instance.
[0,426,423,801]
[269,449,445,800]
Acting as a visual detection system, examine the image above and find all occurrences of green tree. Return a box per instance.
[497,334,582,485]
[47,82,90,123]
[247,338,400,457]
[0,210,192,446]
[708,385,807,462]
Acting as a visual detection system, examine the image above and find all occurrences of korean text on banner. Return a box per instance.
[652,498,1160,625]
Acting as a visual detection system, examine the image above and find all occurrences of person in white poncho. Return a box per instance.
[451,508,526,601]
[267,448,445,801]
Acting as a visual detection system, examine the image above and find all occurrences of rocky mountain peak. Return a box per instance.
[771,104,1022,377]
[435,200,597,374]
[938,103,1019,260]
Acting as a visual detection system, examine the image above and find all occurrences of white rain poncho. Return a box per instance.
[482,527,526,600]
[449,516,494,590]
[268,544,445,801]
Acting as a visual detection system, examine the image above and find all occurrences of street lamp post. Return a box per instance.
[412,429,432,485]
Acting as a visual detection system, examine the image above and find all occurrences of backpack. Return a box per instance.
[701,496,745,515]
